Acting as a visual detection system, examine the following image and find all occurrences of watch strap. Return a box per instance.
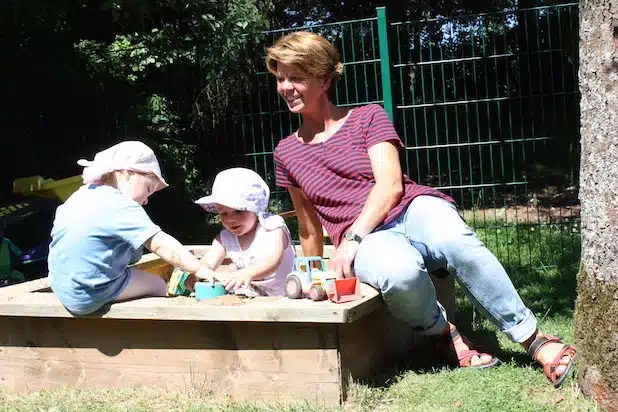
[344,231,363,243]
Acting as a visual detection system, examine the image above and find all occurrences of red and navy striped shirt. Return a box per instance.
[274,104,454,247]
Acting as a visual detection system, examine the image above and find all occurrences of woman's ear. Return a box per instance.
[321,75,333,91]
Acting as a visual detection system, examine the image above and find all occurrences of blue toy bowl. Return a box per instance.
[195,282,227,301]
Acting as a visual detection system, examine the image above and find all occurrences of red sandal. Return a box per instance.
[527,334,576,388]
[435,328,501,369]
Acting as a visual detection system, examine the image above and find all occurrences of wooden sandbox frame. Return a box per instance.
[0,246,454,405]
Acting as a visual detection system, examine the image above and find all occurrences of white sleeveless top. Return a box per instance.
[219,223,295,297]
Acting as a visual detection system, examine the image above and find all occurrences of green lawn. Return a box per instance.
[0,221,601,411]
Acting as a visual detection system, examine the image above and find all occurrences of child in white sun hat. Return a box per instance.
[48,141,211,315]
[194,167,295,296]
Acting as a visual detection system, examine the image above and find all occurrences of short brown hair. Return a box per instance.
[266,32,344,86]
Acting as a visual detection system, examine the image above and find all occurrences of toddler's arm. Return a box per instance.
[202,235,227,271]
[145,231,211,281]
[218,228,288,290]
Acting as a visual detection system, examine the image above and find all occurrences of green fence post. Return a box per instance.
[376,6,394,122]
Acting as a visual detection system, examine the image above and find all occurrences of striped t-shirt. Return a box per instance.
[274,104,454,247]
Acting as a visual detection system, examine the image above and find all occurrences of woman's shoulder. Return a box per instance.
[274,132,299,154]
[354,103,387,117]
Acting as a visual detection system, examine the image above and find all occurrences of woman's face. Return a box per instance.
[276,63,329,114]
[216,204,258,237]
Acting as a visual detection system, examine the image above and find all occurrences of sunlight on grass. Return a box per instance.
[0,387,334,412]
[356,364,599,412]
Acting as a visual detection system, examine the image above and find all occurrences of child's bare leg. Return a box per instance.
[115,268,167,302]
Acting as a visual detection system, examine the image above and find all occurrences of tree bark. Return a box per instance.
[575,0,618,410]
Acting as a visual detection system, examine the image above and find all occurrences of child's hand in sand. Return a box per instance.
[195,265,215,284]
[218,272,253,292]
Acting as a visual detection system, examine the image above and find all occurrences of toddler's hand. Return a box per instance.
[220,272,252,292]
[195,265,215,284]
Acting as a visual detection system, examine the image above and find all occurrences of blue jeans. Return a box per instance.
[353,195,537,343]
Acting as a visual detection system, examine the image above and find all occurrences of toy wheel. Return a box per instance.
[285,275,303,299]
[309,285,327,301]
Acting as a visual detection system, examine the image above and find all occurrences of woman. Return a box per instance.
[266,31,575,387]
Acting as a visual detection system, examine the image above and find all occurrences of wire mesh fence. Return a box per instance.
[210,2,580,272]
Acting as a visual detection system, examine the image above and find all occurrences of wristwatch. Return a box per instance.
[343,231,363,243]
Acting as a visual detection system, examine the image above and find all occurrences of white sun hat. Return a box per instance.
[195,168,287,231]
[77,141,169,191]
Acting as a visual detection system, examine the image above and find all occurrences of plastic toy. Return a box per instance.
[195,282,227,301]
[285,256,363,303]
[13,175,83,203]
[0,197,57,284]
[168,268,228,301]
[167,268,194,296]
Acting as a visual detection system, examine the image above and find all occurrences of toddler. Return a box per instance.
[48,141,210,314]
[194,168,295,296]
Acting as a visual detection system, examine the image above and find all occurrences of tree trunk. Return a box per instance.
[574,0,618,410]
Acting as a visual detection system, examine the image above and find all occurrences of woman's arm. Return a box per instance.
[330,141,404,278]
[217,228,289,291]
[288,186,323,258]
[347,141,404,237]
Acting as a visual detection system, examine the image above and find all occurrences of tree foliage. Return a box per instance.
[1,0,580,241]
[2,0,274,238]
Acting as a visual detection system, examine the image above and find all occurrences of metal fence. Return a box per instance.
[222,3,581,272]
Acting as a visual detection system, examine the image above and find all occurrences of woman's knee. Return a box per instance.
[354,233,429,294]
[436,233,491,270]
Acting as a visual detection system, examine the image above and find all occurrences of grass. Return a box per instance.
[0,219,601,411]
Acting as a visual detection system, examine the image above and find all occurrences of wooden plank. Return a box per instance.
[0,284,380,323]
[131,258,174,280]
[0,317,343,404]
[0,278,49,297]
[338,306,419,381]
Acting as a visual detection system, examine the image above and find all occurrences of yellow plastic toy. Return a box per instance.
[12,175,83,203]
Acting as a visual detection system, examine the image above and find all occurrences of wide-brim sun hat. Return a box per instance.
[77,141,169,191]
[194,168,270,214]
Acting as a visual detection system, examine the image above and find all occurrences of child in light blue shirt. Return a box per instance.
[48,141,211,315]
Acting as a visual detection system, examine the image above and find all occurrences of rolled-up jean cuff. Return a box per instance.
[502,308,538,343]
[421,303,449,336]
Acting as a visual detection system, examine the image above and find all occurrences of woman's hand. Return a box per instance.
[329,239,360,279]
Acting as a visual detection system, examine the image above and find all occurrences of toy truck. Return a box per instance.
[285,256,362,303]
